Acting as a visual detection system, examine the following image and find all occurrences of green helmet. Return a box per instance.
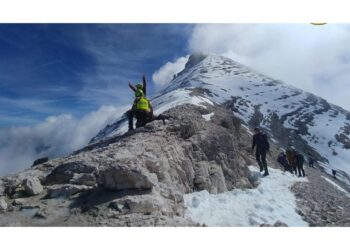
[136,84,143,90]
[135,89,144,97]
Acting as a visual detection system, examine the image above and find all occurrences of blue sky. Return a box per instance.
[0,24,192,127]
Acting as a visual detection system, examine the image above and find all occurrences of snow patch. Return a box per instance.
[202,112,214,121]
[321,176,350,197]
[184,166,308,227]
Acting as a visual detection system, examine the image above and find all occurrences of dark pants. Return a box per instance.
[292,164,297,175]
[128,110,165,130]
[297,164,305,177]
[256,149,268,174]
[287,165,294,173]
[284,164,293,173]
[309,162,314,168]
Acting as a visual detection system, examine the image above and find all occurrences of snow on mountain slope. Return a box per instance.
[91,53,350,179]
[184,165,308,227]
[321,176,350,198]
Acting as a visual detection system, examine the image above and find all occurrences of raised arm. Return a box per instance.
[142,74,147,96]
[128,81,137,92]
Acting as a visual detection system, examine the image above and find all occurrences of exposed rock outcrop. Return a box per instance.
[32,157,49,167]
[0,104,256,226]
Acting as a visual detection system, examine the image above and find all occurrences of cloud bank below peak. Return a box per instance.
[152,55,189,87]
[0,105,127,175]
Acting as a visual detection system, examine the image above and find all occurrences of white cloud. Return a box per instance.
[188,24,350,110]
[0,105,128,175]
[152,55,189,87]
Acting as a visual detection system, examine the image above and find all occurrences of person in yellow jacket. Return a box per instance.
[128,88,166,131]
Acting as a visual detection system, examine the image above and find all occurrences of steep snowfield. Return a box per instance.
[92,54,350,178]
[184,166,308,227]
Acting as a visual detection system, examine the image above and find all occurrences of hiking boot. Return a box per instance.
[262,172,269,177]
[158,114,167,125]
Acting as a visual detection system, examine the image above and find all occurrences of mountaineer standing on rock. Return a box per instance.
[128,75,166,131]
[252,127,270,176]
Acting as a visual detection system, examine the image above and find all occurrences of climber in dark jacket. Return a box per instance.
[295,151,306,177]
[252,127,270,176]
[277,151,290,172]
[307,153,315,168]
[332,169,337,179]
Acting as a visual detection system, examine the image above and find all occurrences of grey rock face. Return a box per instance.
[43,162,97,185]
[70,173,96,186]
[98,165,154,191]
[32,157,49,167]
[0,180,4,196]
[47,184,90,198]
[2,178,21,197]
[109,194,164,214]
[23,177,43,196]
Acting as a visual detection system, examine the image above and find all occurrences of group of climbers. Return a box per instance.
[277,149,306,177]
[251,127,312,178]
[127,75,166,131]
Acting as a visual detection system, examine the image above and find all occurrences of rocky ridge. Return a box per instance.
[0,104,262,226]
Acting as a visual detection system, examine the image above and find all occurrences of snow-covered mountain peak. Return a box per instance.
[92,54,350,184]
